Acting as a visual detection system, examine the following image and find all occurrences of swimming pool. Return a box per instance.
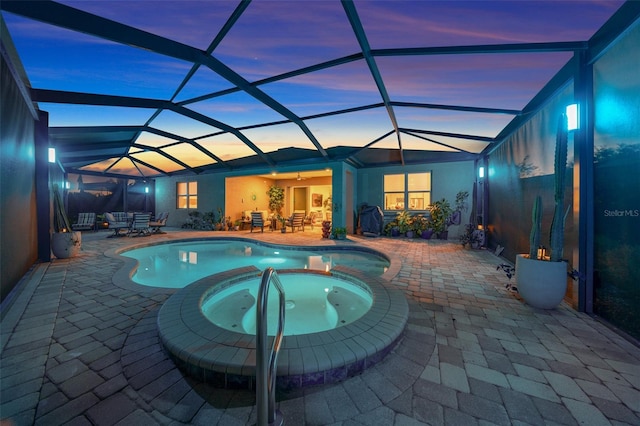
[201,273,373,336]
[121,239,390,288]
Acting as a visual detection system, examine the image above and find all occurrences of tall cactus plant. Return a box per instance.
[529,195,542,259]
[53,183,72,233]
[528,113,569,262]
[549,113,569,262]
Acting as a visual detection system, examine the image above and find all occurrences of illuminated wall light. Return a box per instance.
[65,181,70,190]
[48,147,56,163]
[566,103,579,131]
[478,166,485,178]
[145,186,149,194]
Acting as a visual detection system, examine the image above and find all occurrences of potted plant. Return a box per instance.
[429,198,453,239]
[214,208,225,230]
[51,184,81,259]
[384,219,400,237]
[423,216,435,240]
[450,190,469,226]
[395,210,413,237]
[278,214,287,233]
[515,113,570,309]
[233,219,242,231]
[203,211,216,230]
[332,226,347,240]
[266,185,285,218]
[411,214,433,239]
[459,224,481,248]
[410,214,423,239]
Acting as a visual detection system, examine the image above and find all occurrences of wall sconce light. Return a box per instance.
[64,181,70,190]
[48,147,56,163]
[145,186,149,194]
[566,103,579,131]
[478,166,485,179]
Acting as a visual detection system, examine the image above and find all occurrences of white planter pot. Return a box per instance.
[515,254,567,309]
[51,231,82,259]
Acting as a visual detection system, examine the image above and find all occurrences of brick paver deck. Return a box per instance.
[1,229,638,425]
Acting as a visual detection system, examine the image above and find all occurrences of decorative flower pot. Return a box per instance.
[421,230,434,239]
[51,231,81,259]
[391,228,400,237]
[515,254,568,309]
[405,230,414,239]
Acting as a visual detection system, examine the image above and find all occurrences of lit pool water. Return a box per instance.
[201,273,373,336]
[121,239,389,288]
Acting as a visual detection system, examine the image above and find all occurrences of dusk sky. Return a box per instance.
[1,0,624,177]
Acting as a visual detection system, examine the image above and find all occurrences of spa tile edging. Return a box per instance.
[157,266,408,390]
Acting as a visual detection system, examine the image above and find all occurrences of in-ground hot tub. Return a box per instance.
[157,266,408,390]
[202,272,373,336]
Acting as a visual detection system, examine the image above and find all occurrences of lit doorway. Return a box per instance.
[293,187,308,212]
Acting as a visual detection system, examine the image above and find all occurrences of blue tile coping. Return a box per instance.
[157,266,409,390]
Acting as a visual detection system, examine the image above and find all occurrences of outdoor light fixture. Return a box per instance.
[65,181,70,190]
[566,103,579,131]
[478,166,485,178]
[48,147,56,163]
[145,186,149,194]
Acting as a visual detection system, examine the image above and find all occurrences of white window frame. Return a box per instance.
[176,181,198,209]
[383,172,431,211]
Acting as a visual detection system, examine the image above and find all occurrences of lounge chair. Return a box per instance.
[127,213,151,237]
[286,212,305,232]
[149,212,169,234]
[105,212,128,237]
[72,212,96,231]
[250,211,265,233]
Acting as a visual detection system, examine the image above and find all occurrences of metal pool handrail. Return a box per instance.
[256,267,285,426]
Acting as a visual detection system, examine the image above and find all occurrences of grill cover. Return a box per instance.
[358,205,384,237]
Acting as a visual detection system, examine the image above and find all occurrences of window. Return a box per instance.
[177,181,197,209]
[384,172,431,211]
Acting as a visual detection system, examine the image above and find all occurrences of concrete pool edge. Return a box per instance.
[105,235,400,292]
[156,266,409,390]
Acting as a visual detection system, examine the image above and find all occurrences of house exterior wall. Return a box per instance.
[356,161,476,239]
[154,167,337,229]
[155,173,226,228]
[154,160,475,238]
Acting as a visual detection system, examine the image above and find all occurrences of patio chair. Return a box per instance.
[127,213,151,237]
[149,212,169,234]
[105,212,128,237]
[112,211,128,223]
[286,212,305,232]
[304,211,319,230]
[72,212,96,231]
[250,211,265,233]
